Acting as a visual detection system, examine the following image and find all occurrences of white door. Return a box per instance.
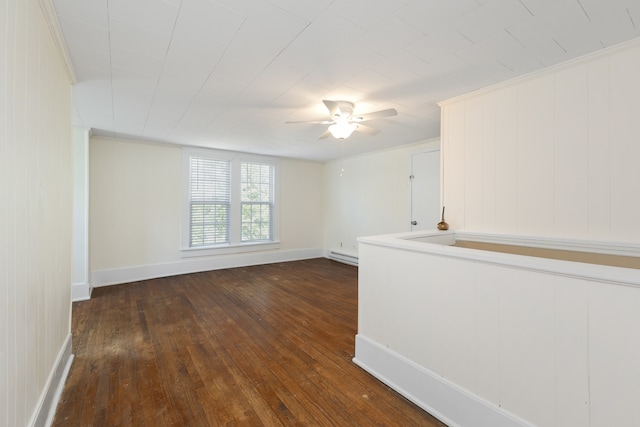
[410,150,440,231]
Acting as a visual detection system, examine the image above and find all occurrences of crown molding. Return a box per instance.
[438,36,640,107]
[38,0,78,85]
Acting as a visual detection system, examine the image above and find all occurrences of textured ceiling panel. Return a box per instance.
[108,0,179,35]
[452,0,532,42]
[52,0,640,161]
[266,0,332,21]
[359,16,422,57]
[238,1,309,49]
[177,0,244,40]
[58,17,109,53]
[328,0,411,30]
[395,0,479,33]
[53,0,108,29]
[109,20,172,60]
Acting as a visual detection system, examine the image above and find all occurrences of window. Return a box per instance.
[182,148,279,255]
[189,157,230,247]
[241,162,274,242]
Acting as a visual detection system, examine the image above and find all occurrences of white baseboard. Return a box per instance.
[72,282,92,302]
[29,333,74,427]
[91,247,324,287]
[353,334,534,427]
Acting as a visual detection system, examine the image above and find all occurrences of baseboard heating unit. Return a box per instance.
[327,250,359,266]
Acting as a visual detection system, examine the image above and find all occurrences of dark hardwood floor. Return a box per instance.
[53,258,446,426]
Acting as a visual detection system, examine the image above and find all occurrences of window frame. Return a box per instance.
[240,161,275,243]
[181,148,280,257]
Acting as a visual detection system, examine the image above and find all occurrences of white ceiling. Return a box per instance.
[52,0,640,161]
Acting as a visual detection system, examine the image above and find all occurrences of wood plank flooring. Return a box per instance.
[53,258,446,426]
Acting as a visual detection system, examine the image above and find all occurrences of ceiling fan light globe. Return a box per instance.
[329,122,358,139]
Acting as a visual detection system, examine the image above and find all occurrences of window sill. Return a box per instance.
[181,241,280,258]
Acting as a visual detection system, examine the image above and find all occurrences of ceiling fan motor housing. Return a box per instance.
[333,101,355,120]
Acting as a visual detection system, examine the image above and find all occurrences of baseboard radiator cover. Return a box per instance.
[353,334,535,427]
[327,250,359,266]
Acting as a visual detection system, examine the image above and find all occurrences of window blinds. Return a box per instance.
[189,157,230,247]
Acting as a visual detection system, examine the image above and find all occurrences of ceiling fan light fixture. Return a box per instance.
[329,122,358,139]
[286,100,397,140]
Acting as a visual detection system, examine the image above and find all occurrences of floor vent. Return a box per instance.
[328,250,359,266]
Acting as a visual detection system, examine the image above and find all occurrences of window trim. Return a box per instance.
[181,147,280,257]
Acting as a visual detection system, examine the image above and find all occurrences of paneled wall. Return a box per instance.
[0,0,73,425]
[441,38,640,242]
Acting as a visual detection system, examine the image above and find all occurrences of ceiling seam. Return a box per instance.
[174,9,316,142]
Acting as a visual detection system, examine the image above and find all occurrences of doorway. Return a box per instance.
[410,149,440,231]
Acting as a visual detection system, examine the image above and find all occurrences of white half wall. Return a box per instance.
[0,0,74,425]
[440,38,640,242]
[357,232,640,427]
[89,137,325,285]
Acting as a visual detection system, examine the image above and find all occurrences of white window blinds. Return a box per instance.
[183,148,279,253]
[189,157,230,247]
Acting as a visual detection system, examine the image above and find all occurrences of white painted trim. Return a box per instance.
[72,282,92,302]
[353,334,535,427]
[91,248,324,287]
[29,333,74,427]
[37,0,78,84]
[181,241,280,257]
[359,230,640,288]
[72,128,91,300]
[456,230,640,257]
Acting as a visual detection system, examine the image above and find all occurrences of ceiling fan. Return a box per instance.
[286,100,398,140]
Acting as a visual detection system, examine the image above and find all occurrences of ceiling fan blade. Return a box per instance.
[354,123,379,135]
[352,108,398,122]
[318,129,332,139]
[285,119,334,125]
[322,100,339,117]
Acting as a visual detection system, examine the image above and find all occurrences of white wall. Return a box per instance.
[0,0,73,425]
[90,137,182,271]
[72,128,90,301]
[89,136,324,285]
[440,38,640,243]
[323,139,439,257]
